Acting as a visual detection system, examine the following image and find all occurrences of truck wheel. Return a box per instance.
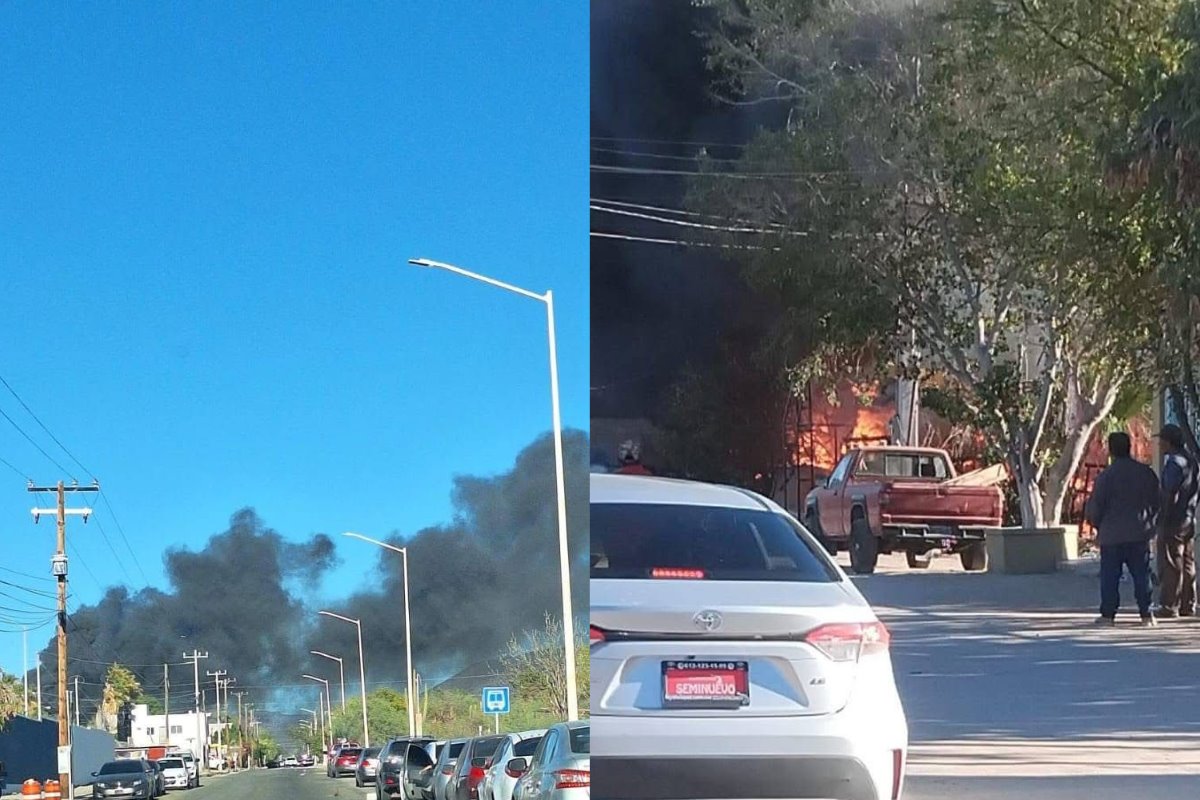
[960,542,988,571]
[849,512,879,574]
[805,509,838,556]
[906,550,933,569]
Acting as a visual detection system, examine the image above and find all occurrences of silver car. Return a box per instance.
[432,739,467,800]
[479,731,545,800]
[510,723,588,800]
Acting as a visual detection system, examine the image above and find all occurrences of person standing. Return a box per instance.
[1156,423,1199,617]
[1085,432,1160,626]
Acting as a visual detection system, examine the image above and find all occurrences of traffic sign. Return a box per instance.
[481,686,510,714]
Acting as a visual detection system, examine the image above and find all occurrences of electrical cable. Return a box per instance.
[0,373,95,479]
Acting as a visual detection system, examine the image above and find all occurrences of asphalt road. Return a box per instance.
[849,553,1200,799]
[164,768,372,800]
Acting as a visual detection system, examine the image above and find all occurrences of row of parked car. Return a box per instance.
[325,721,589,800]
[89,753,201,799]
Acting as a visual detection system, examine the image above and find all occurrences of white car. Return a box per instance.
[156,758,190,791]
[480,731,546,800]
[510,723,588,800]
[589,474,908,800]
[177,753,199,788]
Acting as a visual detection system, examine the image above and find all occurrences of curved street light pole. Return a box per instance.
[343,532,416,735]
[408,257,578,721]
[311,650,346,710]
[319,610,370,747]
[302,675,334,748]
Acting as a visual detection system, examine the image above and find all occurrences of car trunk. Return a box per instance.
[591,579,872,718]
[880,481,1002,527]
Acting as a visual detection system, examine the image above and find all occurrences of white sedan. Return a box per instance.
[589,473,908,800]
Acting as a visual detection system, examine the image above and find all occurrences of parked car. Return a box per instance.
[298,753,316,768]
[267,756,282,769]
[804,446,1003,573]
[155,758,189,791]
[355,747,382,787]
[450,735,506,800]
[400,741,439,800]
[509,722,588,800]
[144,760,166,797]
[329,745,363,777]
[283,755,298,768]
[177,753,199,788]
[432,739,467,800]
[590,473,908,800]
[376,737,436,800]
[479,731,545,800]
[91,760,158,799]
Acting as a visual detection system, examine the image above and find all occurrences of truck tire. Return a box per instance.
[960,541,988,572]
[906,550,933,569]
[805,509,838,556]
[849,511,879,574]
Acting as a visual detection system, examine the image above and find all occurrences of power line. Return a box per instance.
[0,453,31,480]
[591,231,780,250]
[98,492,149,586]
[591,135,751,150]
[591,203,809,236]
[0,404,74,478]
[90,511,138,587]
[0,564,56,584]
[67,540,105,594]
[0,374,95,479]
[591,146,746,163]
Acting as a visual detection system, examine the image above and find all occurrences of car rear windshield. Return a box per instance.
[448,741,466,758]
[513,737,542,757]
[99,762,141,775]
[159,759,184,769]
[591,503,837,582]
[363,748,380,758]
[340,749,362,757]
[569,728,590,754]
[472,736,504,758]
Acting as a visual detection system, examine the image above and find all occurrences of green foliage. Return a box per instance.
[104,664,141,707]
[136,693,164,715]
[0,670,21,723]
[254,732,282,762]
[499,613,590,722]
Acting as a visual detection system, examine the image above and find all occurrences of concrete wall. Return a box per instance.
[0,716,115,791]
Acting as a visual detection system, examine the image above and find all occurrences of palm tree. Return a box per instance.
[0,671,23,723]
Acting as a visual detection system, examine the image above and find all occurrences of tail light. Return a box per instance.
[467,765,486,798]
[589,625,606,645]
[441,766,455,776]
[553,769,590,789]
[892,749,904,800]
[804,621,891,661]
[650,567,705,579]
[504,763,525,779]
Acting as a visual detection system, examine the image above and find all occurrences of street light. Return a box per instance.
[311,650,347,710]
[300,707,323,754]
[408,257,578,721]
[302,675,333,746]
[318,610,370,747]
[343,532,415,736]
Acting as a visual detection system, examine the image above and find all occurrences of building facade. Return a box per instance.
[129,705,210,760]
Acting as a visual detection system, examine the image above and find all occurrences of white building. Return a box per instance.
[130,704,211,760]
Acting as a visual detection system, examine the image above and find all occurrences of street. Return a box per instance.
[850,554,1200,799]
[160,768,373,800]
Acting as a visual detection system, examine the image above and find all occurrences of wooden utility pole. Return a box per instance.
[164,664,171,746]
[29,479,98,792]
[183,651,208,764]
[206,671,226,769]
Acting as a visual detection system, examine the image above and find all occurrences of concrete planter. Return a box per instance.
[984,526,1079,574]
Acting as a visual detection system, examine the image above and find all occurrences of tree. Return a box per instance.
[253,732,281,764]
[500,613,589,721]
[692,0,1174,526]
[0,670,22,723]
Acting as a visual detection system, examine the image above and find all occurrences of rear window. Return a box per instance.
[591,504,836,582]
[472,736,504,759]
[363,748,380,758]
[858,451,948,479]
[448,741,465,758]
[99,762,140,775]
[569,728,589,754]
[513,737,542,757]
[159,759,184,769]
[340,749,362,758]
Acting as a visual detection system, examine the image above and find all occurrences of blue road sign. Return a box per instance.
[482,686,511,714]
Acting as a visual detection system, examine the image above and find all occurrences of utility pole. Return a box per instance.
[183,651,208,764]
[23,628,29,717]
[206,670,226,770]
[36,656,42,720]
[74,676,81,726]
[163,664,170,747]
[233,692,245,769]
[29,479,98,792]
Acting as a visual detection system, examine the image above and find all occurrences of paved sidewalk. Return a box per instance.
[845,553,1200,798]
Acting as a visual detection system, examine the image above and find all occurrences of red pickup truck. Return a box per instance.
[803,446,1004,574]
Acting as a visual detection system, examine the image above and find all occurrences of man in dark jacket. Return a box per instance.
[1085,432,1160,626]
[1156,423,1199,617]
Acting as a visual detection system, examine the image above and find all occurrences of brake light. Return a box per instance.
[892,749,904,800]
[441,766,455,775]
[589,625,606,645]
[467,765,486,799]
[804,621,891,661]
[505,763,525,779]
[651,567,705,579]
[553,769,590,789]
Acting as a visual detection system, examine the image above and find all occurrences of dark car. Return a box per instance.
[376,737,436,800]
[451,736,506,800]
[91,760,158,799]
[144,760,166,797]
[299,753,316,768]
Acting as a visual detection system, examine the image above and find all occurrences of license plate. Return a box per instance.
[662,660,749,707]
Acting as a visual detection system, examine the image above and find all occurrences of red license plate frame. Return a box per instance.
[661,660,749,708]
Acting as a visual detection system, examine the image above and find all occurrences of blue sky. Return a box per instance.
[0,3,588,674]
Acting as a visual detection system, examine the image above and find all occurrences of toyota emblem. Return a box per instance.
[693,609,722,632]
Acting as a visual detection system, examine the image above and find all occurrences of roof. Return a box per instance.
[590,473,773,511]
[850,445,949,455]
